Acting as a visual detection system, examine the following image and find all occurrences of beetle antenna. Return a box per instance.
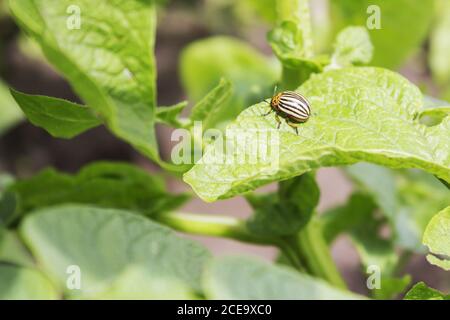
[273,85,278,96]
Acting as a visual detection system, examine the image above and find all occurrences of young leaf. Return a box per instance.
[20,205,211,299]
[10,90,101,139]
[329,26,373,68]
[184,67,450,202]
[404,282,450,300]
[8,162,189,222]
[0,81,22,135]
[156,101,189,128]
[189,78,233,130]
[9,0,161,163]
[423,206,450,270]
[267,20,323,89]
[246,172,319,236]
[203,256,364,299]
[180,36,280,130]
[276,0,314,58]
[329,0,434,68]
[0,265,58,300]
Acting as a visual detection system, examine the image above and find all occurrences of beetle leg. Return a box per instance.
[262,109,273,117]
[275,114,281,129]
[286,119,299,135]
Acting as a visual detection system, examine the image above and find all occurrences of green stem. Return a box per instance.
[280,66,313,91]
[293,219,347,289]
[155,212,277,245]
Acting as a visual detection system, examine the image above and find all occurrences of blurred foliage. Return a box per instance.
[0,82,22,135]
[346,164,449,253]
[328,0,434,68]
[430,0,450,99]
[423,206,450,271]
[4,162,189,225]
[180,36,279,130]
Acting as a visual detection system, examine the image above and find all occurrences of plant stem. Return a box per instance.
[280,66,313,91]
[293,219,347,289]
[155,212,277,245]
[157,212,345,287]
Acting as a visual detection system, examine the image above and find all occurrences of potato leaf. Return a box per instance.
[246,172,319,236]
[7,162,189,223]
[9,0,161,162]
[329,26,373,68]
[20,205,211,299]
[423,206,450,270]
[0,265,58,299]
[184,67,450,202]
[10,90,101,139]
[405,282,450,300]
[203,256,364,299]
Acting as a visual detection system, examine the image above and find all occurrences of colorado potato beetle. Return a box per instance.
[263,90,311,134]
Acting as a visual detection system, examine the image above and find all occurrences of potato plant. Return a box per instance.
[0,0,448,300]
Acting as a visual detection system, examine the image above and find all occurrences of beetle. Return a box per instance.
[262,90,311,135]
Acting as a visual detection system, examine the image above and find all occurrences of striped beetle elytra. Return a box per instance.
[263,91,311,135]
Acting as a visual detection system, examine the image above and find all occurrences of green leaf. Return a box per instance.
[10,90,101,139]
[373,275,411,300]
[321,190,411,299]
[0,265,58,299]
[267,20,323,89]
[418,107,450,127]
[246,172,319,236]
[0,81,22,135]
[156,101,189,128]
[276,0,314,58]
[9,0,161,163]
[184,67,450,202]
[405,282,450,300]
[321,192,376,244]
[20,205,211,299]
[8,162,188,222]
[346,163,398,220]
[0,228,34,267]
[423,206,450,270]
[329,26,373,68]
[189,78,233,130]
[203,256,364,299]
[329,0,434,68]
[0,190,17,226]
[345,164,449,252]
[430,0,450,85]
[241,0,277,24]
[180,36,280,130]
[396,170,449,252]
